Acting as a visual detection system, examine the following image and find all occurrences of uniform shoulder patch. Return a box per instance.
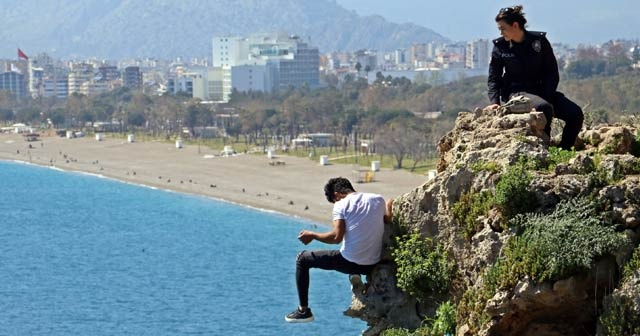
[532,39,542,52]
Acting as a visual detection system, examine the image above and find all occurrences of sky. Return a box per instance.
[335,0,640,45]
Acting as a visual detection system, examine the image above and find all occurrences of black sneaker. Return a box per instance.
[350,274,366,294]
[284,307,314,323]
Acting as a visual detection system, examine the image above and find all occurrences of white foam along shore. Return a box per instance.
[0,132,427,225]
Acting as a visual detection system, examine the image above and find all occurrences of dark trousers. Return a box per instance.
[511,92,584,150]
[295,250,375,307]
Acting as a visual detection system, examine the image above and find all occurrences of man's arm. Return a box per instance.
[298,219,345,245]
[383,198,394,224]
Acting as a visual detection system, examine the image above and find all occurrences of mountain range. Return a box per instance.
[1,0,448,59]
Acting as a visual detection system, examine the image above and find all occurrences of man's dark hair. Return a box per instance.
[324,177,355,203]
[495,5,527,28]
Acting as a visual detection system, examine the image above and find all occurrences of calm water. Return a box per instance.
[0,161,366,335]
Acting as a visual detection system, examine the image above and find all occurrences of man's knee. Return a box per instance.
[296,250,309,266]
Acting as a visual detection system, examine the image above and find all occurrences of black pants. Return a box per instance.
[511,92,584,150]
[295,250,375,307]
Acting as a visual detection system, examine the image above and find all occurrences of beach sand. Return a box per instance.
[0,132,427,225]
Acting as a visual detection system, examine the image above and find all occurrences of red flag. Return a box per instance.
[18,48,29,60]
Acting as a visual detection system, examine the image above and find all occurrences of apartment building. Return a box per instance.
[124,66,143,90]
[211,32,319,98]
[0,71,27,98]
[465,39,491,69]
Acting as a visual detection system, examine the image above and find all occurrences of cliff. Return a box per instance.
[345,103,640,335]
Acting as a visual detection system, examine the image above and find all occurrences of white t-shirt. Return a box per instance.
[332,192,385,265]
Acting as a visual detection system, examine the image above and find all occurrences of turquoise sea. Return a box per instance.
[0,160,366,335]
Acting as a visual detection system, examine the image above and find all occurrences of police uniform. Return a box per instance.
[488,30,584,150]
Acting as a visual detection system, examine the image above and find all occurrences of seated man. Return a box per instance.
[285,177,391,323]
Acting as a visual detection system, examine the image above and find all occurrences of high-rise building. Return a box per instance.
[394,49,407,65]
[123,66,142,90]
[466,39,491,69]
[68,63,94,95]
[212,36,249,68]
[43,77,69,99]
[212,32,320,96]
[231,63,278,93]
[98,66,120,81]
[277,37,319,90]
[0,71,27,98]
[410,44,430,67]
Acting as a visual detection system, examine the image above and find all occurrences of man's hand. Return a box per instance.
[298,230,315,245]
[485,104,500,110]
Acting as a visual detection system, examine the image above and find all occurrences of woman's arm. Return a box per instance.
[487,43,504,105]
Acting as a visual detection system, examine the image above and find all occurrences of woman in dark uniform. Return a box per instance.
[486,5,583,150]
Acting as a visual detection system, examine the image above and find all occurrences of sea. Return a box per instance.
[0,160,367,335]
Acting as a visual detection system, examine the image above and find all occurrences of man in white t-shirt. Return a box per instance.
[285,177,392,323]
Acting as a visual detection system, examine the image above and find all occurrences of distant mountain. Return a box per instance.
[1,0,448,59]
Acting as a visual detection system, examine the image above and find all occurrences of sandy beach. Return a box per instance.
[0,132,427,225]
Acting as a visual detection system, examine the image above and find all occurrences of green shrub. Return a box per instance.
[381,328,416,336]
[392,231,452,301]
[494,159,538,219]
[622,157,640,175]
[470,160,501,173]
[546,146,576,171]
[458,198,626,334]
[428,301,456,335]
[501,198,627,285]
[587,166,612,190]
[457,286,491,335]
[599,295,640,336]
[588,161,624,191]
[623,247,640,280]
[451,190,495,239]
[382,301,456,336]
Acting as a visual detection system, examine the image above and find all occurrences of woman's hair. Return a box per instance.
[495,5,527,29]
[324,177,355,203]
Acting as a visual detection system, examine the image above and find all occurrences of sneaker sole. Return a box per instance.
[284,316,315,323]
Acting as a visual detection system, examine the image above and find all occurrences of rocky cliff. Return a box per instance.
[346,105,640,335]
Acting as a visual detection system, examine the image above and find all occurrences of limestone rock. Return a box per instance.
[352,109,640,335]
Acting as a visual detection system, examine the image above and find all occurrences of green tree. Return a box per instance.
[15,107,41,124]
[49,108,66,128]
[376,117,423,169]
[127,111,146,127]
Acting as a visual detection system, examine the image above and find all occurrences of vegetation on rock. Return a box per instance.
[391,230,452,301]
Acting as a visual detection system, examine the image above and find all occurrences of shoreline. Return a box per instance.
[0,132,427,225]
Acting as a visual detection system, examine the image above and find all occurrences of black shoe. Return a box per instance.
[349,274,368,295]
[284,307,314,323]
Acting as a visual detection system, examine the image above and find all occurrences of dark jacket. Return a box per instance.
[487,30,559,104]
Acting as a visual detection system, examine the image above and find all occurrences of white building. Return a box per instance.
[394,49,407,65]
[68,69,94,95]
[43,77,68,99]
[465,39,491,69]
[212,36,249,68]
[212,32,319,97]
[231,62,278,93]
[206,67,229,102]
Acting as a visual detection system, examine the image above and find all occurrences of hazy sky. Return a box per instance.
[335,0,640,45]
